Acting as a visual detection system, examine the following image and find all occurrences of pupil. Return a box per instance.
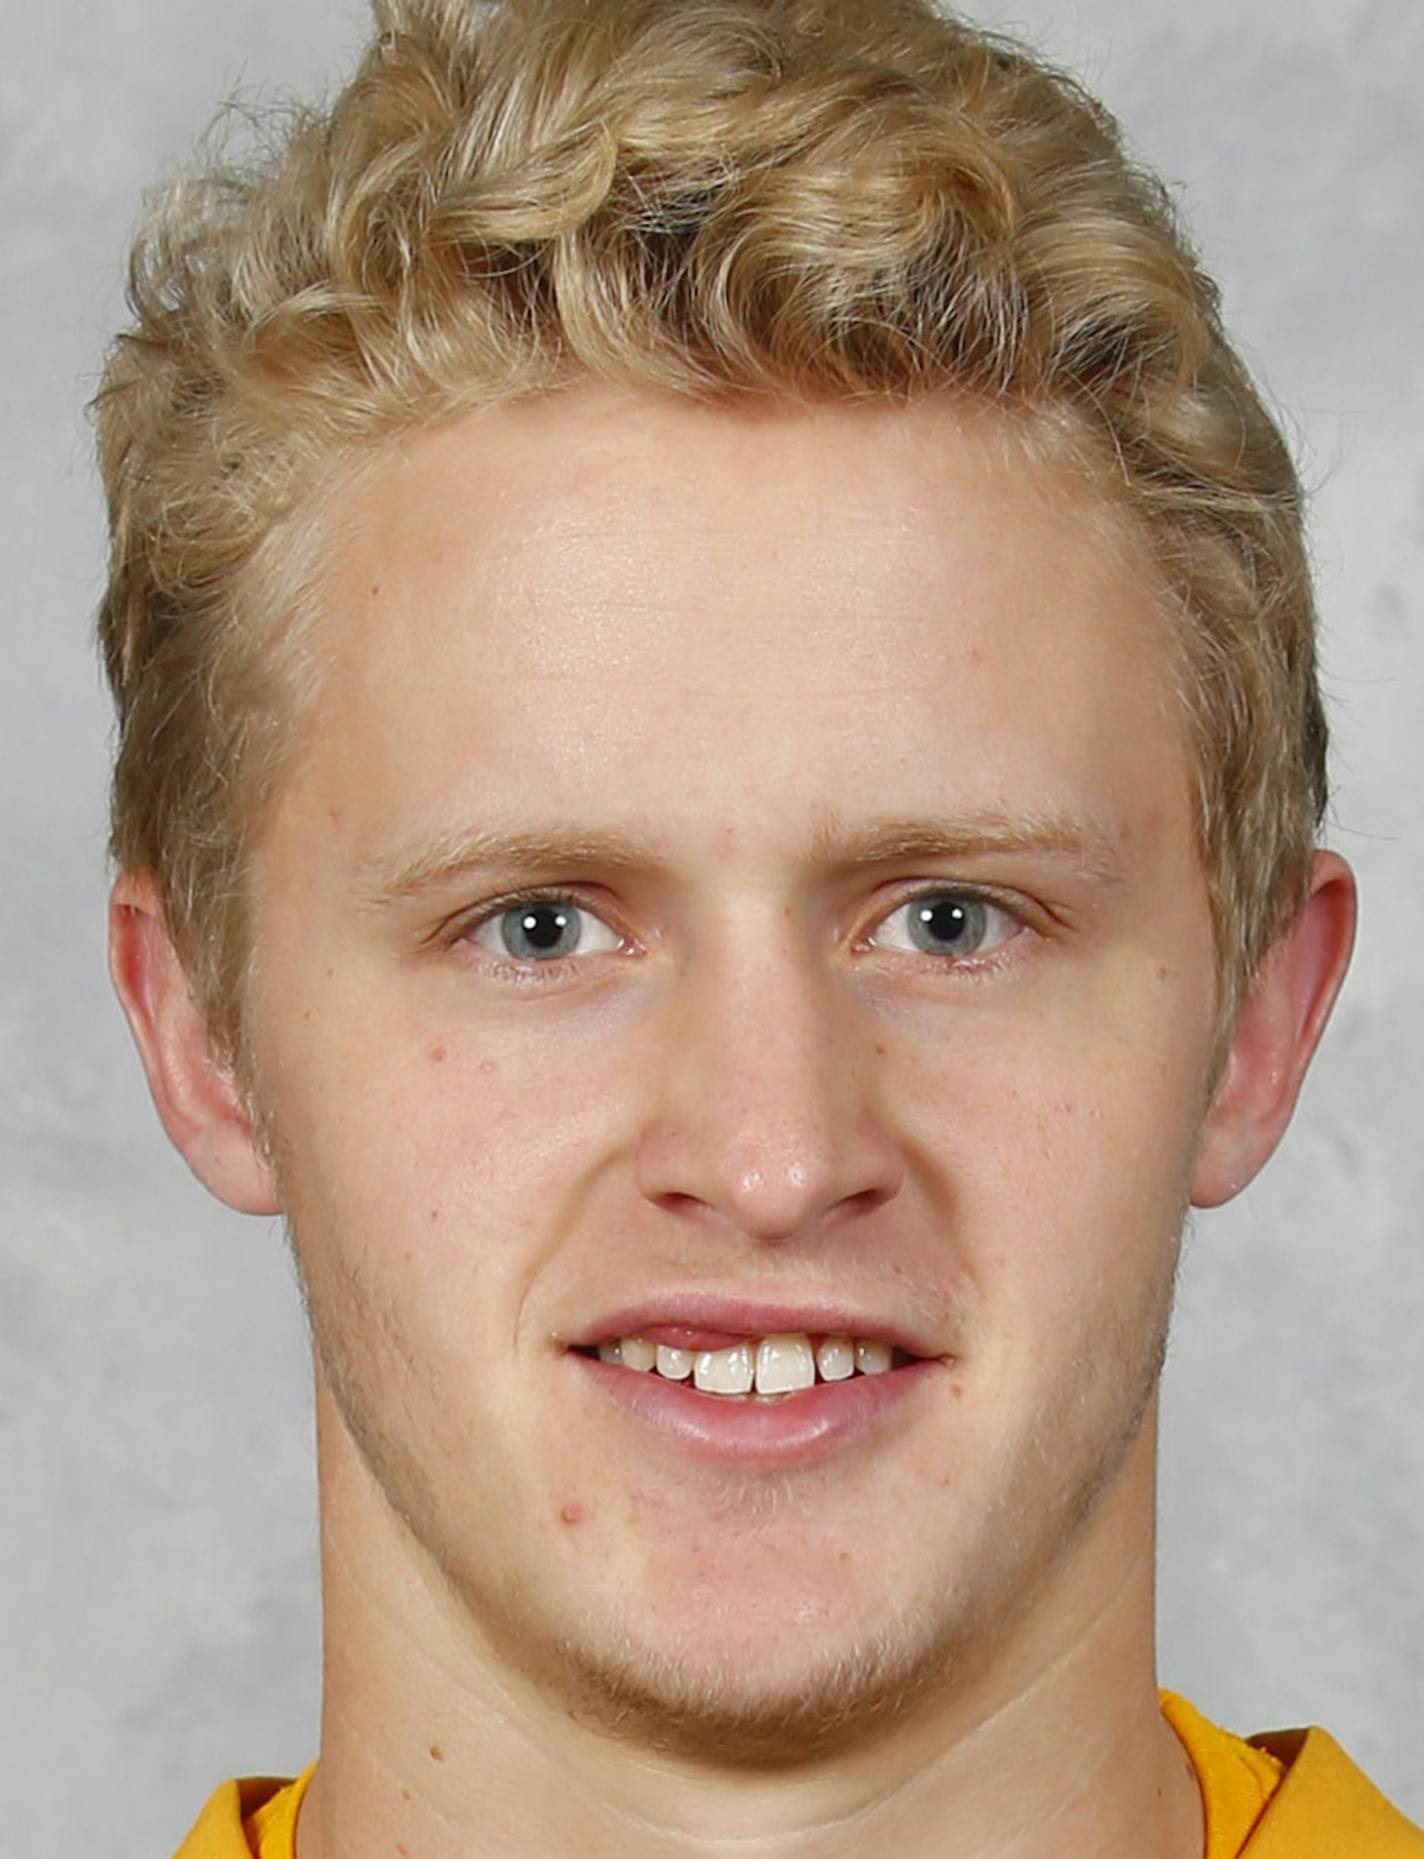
[508,903,574,957]
[913,896,983,955]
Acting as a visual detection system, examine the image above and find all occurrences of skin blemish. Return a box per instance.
[874,1042,887,1056]
[428,1044,447,1064]
[479,1057,497,1075]
[428,1743,445,1762]
[400,1788,412,1802]
[560,1502,586,1525]
[428,1208,440,1225]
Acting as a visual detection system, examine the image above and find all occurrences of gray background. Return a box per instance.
[2,2,1420,1851]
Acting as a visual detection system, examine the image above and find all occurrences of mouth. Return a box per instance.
[571,1330,920,1400]
[565,1301,947,1463]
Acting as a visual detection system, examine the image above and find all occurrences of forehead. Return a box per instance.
[285,388,1187,876]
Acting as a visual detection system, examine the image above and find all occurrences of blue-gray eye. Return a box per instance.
[470,899,622,963]
[504,902,578,959]
[875,892,1017,959]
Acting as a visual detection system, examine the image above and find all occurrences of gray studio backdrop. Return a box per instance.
[3,2,1421,1852]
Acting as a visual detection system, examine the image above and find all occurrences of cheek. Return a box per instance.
[260,1028,497,1296]
[895,998,1208,1299]
[261,1007,634,1337]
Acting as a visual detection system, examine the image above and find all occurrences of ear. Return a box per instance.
[1191,851,1357,1208]
[109,871,280,1216]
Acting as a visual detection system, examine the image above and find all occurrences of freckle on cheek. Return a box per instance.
[428,1744,444,1762]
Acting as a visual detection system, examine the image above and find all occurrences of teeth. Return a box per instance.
[694,1342,755,1395]
[815,1335,855,1382]
[595,1331,907,1396]
[755,1334,816,1395]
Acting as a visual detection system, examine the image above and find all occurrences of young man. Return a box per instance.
[94,1,1421,1853]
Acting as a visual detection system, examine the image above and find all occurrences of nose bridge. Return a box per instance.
[634,903,902,1241]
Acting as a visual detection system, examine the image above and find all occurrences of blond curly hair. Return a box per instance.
[95,0,1327,1063]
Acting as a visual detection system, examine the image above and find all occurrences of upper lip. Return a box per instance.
[562,1288,947,1359]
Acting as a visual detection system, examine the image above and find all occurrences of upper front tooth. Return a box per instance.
[855,1338,893,1375]
[693,1342,754,1394]
[755,1334,816,1394]
[816,1335,855,1382]
[655,1345,693,1380]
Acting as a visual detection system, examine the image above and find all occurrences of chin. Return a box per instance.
[544,1607,969,1765]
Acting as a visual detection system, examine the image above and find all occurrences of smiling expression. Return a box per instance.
[238,388,1222,1756]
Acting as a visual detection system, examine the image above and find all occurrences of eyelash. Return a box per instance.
[448,884,1030,986]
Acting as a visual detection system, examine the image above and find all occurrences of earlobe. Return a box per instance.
[1191,851,1357,1208]
[108,872,281,1216]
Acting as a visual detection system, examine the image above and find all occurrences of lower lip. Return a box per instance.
[570,1354,945,1465]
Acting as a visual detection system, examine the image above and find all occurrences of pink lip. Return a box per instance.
[566,1290,943,1359]
[570,1353,946,1466]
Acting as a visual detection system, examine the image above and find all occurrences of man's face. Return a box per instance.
[242,390,1220,1753]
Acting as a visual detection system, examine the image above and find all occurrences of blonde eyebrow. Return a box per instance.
[354,808,1126,906]
[807,809,1127,887]
[353,824,664,905]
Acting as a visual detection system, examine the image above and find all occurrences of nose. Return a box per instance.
[633,918,904,1244]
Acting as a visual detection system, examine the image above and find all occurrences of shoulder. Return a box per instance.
[1163,1692,1423,1856]
[173,1773,307,1859]
[1242,1725,1424,1857]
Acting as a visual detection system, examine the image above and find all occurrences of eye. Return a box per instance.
[465,895,623,966]
[869,890,1020,962]
[458,886,1020,978]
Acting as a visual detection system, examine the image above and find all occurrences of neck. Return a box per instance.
[297,1381,1202,1859]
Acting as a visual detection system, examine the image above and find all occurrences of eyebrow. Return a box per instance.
[353,808,1126,907]
[811,811,1126,886]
